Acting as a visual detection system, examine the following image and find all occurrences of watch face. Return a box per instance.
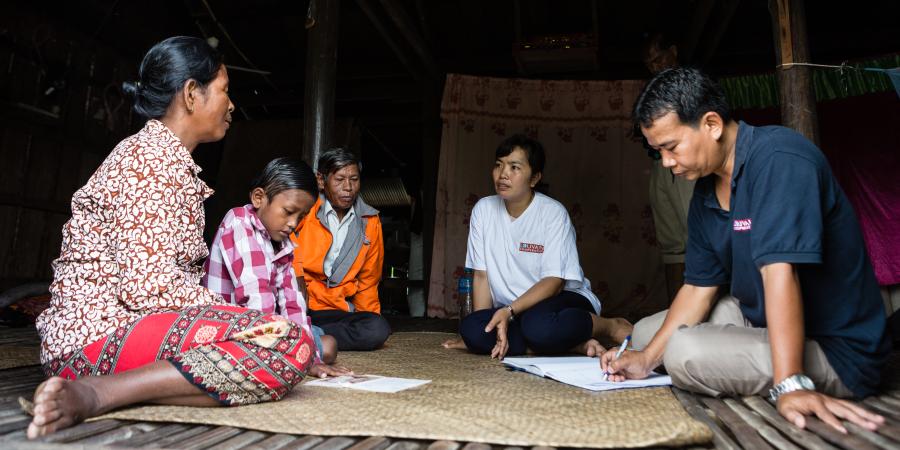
[797,375,815,390]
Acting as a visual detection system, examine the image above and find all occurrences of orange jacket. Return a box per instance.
[291,196,384,313]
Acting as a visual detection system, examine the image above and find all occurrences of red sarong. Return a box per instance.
[43,305,315,405]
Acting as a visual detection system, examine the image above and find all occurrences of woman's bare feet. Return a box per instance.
[572,338,606,357]
[27,377,103,439]
[441,337,468,350]
[595,317,633,345]
[609,317,633,344]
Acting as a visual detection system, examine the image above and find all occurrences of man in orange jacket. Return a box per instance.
[291,148,391,351]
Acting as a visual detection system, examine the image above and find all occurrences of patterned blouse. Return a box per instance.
[37,119,223,363]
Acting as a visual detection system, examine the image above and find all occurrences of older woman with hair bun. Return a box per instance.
[29,36,322,438]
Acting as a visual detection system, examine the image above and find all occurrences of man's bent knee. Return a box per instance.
[358,313,391,350]
[631,309,668,350]
[662,326,708,388]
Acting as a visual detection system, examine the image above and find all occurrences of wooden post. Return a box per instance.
[420,78,444,306]
[769,0,820,145]
[303,0,340,169]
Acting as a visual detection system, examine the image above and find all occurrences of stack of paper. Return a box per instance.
[305,374,431,393]
[502,356,671,391]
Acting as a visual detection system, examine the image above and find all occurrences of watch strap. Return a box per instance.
[769,374,815,402]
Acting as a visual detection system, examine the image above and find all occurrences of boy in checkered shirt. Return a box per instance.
[203,158,349,373]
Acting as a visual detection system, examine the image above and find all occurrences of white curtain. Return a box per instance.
[429,74,667,320]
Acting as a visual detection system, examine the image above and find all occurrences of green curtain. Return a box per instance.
[721,54,900,110]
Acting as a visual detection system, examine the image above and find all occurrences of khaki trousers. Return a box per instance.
[632,297,853,398]
[648,159,695,264]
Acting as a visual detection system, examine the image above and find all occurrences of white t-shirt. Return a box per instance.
[465,192,601,314]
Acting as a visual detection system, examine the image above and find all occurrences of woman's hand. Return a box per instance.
[599,348,655,382]
[777,390,884,433]
[485,307,512,359]
[308,363,354,379]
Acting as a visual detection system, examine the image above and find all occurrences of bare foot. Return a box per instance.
[27,377,102,439]
[572,338,606,357]
[441,338,468,350]
[599,317,633,345]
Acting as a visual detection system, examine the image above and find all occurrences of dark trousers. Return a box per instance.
[459,291,594,356]
[308,309,391,351]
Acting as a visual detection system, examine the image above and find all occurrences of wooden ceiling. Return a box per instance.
[37,0,900,174]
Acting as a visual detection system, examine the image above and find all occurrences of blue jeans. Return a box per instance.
[311,325,326,359]
[459,291,595,355]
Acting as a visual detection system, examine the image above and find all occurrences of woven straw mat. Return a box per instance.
[99,332,712,448]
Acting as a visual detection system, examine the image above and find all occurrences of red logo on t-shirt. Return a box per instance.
[733,218,752,231]
[519,242,544,253]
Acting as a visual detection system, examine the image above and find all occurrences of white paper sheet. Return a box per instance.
[502,356,672,391]
[305,374,431,393]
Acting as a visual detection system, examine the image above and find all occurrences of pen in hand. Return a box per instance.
[602,334,631,381]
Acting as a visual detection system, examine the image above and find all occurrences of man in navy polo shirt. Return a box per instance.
[602,67,890,433]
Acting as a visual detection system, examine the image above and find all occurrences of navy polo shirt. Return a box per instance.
[684,121,890,398]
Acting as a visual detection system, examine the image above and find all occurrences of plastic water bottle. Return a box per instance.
[458,268,474,318]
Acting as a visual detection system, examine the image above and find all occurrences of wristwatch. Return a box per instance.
[768,374,815,402]
[505,305,516,322]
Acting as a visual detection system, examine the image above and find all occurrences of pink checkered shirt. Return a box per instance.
[203,204,319,362]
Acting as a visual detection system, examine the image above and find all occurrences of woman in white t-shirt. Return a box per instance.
[443,134,632,359]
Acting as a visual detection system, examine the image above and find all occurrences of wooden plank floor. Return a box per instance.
[2,322,900,449]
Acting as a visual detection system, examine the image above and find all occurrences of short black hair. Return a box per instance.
[632,67,731,129]
[495,134,545,175]
[317,147,361,178]
[250,157,319,201]
[122,36,223,119]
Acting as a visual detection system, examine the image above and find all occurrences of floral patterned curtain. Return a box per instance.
[428,74,668,320]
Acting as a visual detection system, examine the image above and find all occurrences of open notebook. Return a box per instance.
[503,356,672,392]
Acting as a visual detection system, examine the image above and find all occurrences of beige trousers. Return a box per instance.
[648,159,695,264]
[632,297,853,398]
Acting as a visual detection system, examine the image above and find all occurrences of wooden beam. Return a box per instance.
[303,0,341,168]
[357,0,426,82]
[379,0,441,81]
[768,0,820,145]
[414,0,437,59]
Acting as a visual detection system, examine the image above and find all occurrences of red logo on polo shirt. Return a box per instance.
[519,242,544,253]
[733,218,752,231]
